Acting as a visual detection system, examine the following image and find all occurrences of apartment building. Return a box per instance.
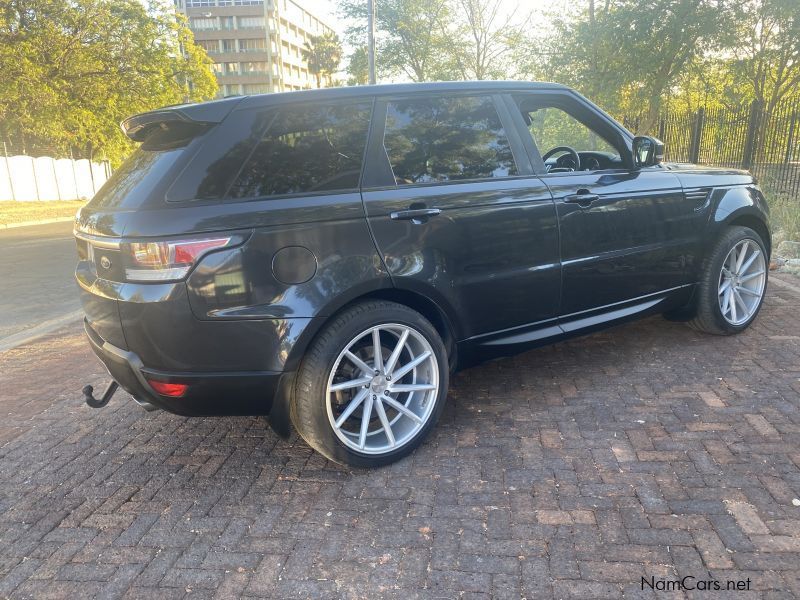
[175,0,336,96]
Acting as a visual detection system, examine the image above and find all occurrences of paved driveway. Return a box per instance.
[1,276,799,599]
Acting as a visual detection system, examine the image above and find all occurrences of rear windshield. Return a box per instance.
[89,123,206,210]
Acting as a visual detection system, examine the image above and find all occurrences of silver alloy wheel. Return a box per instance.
[326,323,439,455]
[718,238,766,326]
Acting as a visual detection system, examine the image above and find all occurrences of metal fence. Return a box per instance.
[621,98,800,198]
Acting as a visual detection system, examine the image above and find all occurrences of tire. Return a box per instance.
[688,226,768,335]
[291,300,449,467]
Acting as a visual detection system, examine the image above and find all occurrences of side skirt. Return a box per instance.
[456,284,694,368]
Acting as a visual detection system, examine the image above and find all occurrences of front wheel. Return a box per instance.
[291,301,449,467]
[689,226,768,335]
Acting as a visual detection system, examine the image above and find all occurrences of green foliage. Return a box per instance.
[347,46,370,86]
[449,0,529,80]
[301,32,343,88]
[539,0,732,133]
[769,192,800,243]
[0,0,217,165]
[729,0,800,112]
[339,0,459,81]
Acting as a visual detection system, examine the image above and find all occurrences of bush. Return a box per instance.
[766,190,800,246]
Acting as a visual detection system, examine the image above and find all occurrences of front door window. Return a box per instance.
[515,96,627,173]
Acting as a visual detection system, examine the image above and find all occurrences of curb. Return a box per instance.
[0,216,75,230]
[0,310,84,353]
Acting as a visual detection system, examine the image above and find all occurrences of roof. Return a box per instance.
[122,81,572,139]
[236,80,570,111]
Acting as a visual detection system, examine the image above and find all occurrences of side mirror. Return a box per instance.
[632,136,665,168]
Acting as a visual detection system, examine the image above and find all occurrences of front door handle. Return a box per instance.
[564,189,599,207]
[390,208,442,223]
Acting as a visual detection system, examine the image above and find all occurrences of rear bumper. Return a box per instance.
[84,319,290,416]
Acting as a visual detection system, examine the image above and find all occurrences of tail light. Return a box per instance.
[122,237,231,282]
[146,379,188,397]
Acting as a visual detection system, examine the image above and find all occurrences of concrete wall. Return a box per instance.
[0,155,111,201]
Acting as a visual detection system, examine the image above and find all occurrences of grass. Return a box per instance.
[0,200,84,227]
[767,191,800,248]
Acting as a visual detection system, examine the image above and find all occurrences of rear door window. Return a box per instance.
[382,95,517,185]
[228,102,372,199]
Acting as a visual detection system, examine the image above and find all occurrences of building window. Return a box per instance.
[233,0,262,5]
[242,84,271,94]
[219,16,234,29]
[190,17,216,31]
[197,40,219,54]
[186,0,214,6]
[211,63,223,75]
[238,16,265,29]
[221,39,236,53]
[383,96,518,184]
[241,61,268,74]
[239,38,266,53]
[224,62,239,75]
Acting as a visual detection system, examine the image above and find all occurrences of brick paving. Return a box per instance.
[1,275,800,599]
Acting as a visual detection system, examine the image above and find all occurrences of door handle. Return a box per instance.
[390,208,442,223]
[564,189,599,207]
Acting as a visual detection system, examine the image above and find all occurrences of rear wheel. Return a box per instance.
[689,226,768,335]
[291,301,448,467]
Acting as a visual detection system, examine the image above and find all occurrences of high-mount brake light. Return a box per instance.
[124,237,231,282]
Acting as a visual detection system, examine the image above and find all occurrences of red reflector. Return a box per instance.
[147,380,188,397]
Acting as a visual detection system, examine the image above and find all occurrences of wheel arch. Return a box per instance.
[726,214,771,257]
[267,286,460,438]
[709,185,771,257]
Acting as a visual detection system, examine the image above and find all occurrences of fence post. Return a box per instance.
[741,100,762,170]
[785,111,797,163]
[52,157,62,201]
[69,148,79,200]
[3,142,16,202]
[31,156,41,201]
[689,108,705,163]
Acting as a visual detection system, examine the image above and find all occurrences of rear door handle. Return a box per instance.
[564,190,599,207]
[390,208,442,223]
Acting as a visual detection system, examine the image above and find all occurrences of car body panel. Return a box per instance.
[72,81,772,426]
[544,169,702,313]
[363,179,560,339]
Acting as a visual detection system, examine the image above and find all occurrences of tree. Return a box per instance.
[540,0,733,132]
[730,0,800,114]
[301,32,342,88]
[347,46,370,85]
[451,0,530,80]
[0,0,217,165]
[338,0,457,82]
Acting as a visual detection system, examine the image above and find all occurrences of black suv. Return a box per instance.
[75,81,770,467]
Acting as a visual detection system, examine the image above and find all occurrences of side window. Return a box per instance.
[383,95,517,185]
[228,102,371,199]
[514,96,626,173]
[527,107,618,155]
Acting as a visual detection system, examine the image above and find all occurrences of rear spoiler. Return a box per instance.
[121,97,245,142]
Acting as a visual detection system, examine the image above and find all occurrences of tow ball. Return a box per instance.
[82,381,119,408]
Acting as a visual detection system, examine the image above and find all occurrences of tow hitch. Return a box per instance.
[82,380,119,408]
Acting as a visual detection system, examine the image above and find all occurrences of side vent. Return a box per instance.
[685,187,711,208]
